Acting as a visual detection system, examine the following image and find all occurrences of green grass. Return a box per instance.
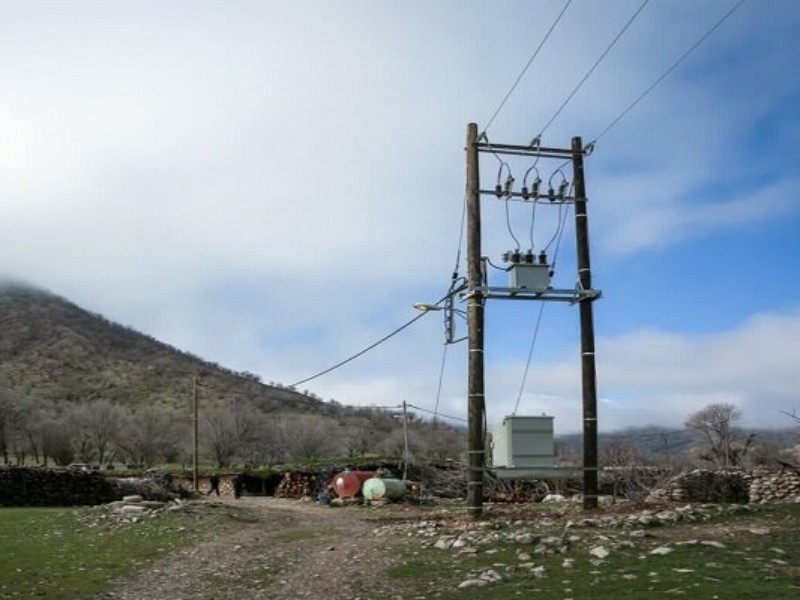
[387,504,800,599]
[0,505,237,599]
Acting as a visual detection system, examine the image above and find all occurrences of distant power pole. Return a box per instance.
[462,123,601,516]
[192,376,199,491]
[402,400,410,480]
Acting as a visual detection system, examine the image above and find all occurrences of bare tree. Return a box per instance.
[41,419,74,466]
[279,415,337,461]
[202,400,263,467]
[117,406,184,467]
[67,399,126,465]
[685,403,754,468]
[0,389,24,464]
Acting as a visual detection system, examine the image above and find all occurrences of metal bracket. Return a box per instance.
[462,286,601,304]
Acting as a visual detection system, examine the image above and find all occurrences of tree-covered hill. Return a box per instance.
[0,282,323,413]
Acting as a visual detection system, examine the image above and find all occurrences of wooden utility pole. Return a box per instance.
[192,376,199,491]
[571,136,599,509]
[465,122,486,518]
[401,400,410,480]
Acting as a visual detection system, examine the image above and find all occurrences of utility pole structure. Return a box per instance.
[465,123,486,518]
[401,400,410,480]
[461,123,601,516]
[571,136,599,510]
[192,376,199,491]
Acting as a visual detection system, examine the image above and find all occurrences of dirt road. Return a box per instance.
[106,497,409,600]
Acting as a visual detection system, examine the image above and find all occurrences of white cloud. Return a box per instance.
[0,1,798,437]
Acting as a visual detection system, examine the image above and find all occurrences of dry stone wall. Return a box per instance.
[0,467,119,506]
[646,468,800,504]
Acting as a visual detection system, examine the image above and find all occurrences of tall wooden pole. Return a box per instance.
[466,123,485,518]
[572,136,599,509]
[192,376,199,491]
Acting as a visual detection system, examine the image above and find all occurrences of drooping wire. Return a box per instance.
[538,0,650,138]
[549,185,574,261]
[407,402,467,424]
[454,187,468,275]
[543,201,570,252]
[431,342,449,424]
[529,199,538,250]
[513,301,546,415]
[504,196,522,250]
[513,184,573,414]
[289,289,452,388]
[591,0,748,145]
[481,0,573,135]
[497,162,521,248]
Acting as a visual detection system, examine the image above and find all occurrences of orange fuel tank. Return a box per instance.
[331,470,374,498]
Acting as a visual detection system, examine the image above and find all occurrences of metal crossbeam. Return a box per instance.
[463,286,601,304]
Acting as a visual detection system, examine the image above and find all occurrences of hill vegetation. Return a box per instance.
[0,282,464,468]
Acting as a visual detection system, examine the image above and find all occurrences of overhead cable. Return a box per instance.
[407,402,467,424]
[432,342,449,423]
[481,0,572,135]
[512,301,546,415]
[538,0,650,138]
[591,0,748,145]
[289,287,459,388]
[289,310,431,388]
[515,185,573,412]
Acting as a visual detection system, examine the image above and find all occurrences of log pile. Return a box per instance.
[276,471,315,499]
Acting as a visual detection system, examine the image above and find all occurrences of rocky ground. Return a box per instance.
[100,496,412,600]
[95,495,797,599]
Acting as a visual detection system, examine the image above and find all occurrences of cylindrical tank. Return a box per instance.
[362,477,406,501]
[331,471,374,498]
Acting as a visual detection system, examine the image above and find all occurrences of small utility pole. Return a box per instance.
[571,136,599,509]
[465,122,486,518]
[192,376,199,491]
[401,400,410,480]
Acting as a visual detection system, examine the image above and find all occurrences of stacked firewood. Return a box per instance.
[276,471,315,499]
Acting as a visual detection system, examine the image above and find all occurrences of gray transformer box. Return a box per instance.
[492,415,555,468]
[508,263,551,291]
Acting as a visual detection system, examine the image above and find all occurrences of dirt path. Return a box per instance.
[105,497,407,600]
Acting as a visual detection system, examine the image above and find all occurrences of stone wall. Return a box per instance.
[747,468,800,503]
[0,467,120,507]
[647,468,800,504]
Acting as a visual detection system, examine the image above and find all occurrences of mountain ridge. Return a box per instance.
[0,281,324,413]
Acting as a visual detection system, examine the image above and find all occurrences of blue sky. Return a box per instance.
[1,1,798,433]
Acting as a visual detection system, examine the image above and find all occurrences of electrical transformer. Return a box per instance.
[492,415,555,469]
[508,263,551,291]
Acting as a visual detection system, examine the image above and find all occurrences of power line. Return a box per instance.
[481,0,572,135]
[432,342,449,423]
[288,310,432,388]
[407,402,467,424]
[592,0,748,145]
[289,288,458,388]
[513,301,546,415]
[538,0,650,138]
[513,187,572,415]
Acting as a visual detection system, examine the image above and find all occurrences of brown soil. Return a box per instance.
[104,497,410,600]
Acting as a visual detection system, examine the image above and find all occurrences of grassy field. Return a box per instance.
[388,503,800,599]
[0,503,240,600]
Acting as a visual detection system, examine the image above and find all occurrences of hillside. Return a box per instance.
[0,282,324,413]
